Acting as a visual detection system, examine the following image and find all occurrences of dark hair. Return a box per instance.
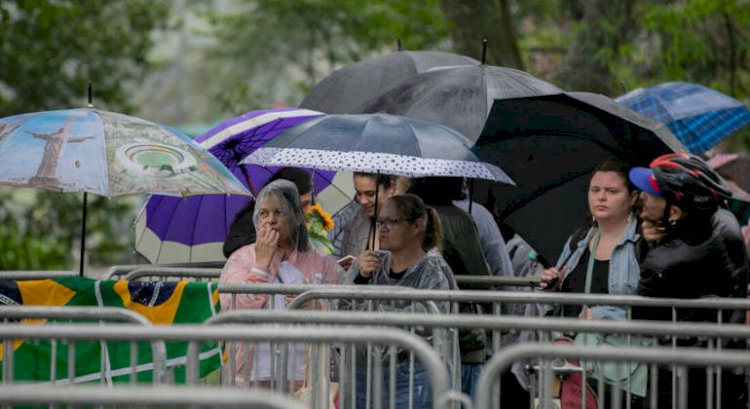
[593,158,636,193]
[408,177,465,205]
[353,172,396,190]
[269,167,313,195]
[388,194,443,251]
[586,158,637,226]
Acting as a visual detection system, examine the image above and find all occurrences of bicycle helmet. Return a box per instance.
[630,153,731,214]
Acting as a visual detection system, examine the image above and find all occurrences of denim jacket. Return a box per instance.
[553,217,641,321]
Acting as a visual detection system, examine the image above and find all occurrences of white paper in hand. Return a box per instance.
[272,261,306,310]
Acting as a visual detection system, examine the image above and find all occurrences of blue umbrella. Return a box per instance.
[616,81,750,153]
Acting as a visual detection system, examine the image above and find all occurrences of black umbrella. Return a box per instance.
[473,92,687,263]
[362,64,563,143]
[299,50,478,114]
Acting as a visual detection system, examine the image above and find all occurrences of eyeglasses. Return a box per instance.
[375,218,411,229]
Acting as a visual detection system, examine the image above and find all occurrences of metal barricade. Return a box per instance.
[285,288,750,321]
[453,275,541,289]
[200,309,750,409]
[476,343,750,409]
[216,284,448,409]
[0,323,451,409]
[0,384,309,409]
[104,261,224,280]
[123,267,222,282]
[285,288,750,408]
[0,305,151,325]
[0,306,168,386]
[0,271,77,280]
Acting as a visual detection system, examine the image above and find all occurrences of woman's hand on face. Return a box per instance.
[539,266,566,290]
[255,225,279,269]
[357,250,382,278]
[641,220,665,244]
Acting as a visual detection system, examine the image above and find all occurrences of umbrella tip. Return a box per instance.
[87,81,94,108]
[481,39,488,64]
[396,38,402,51]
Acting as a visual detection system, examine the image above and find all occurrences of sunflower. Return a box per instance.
[308,203,334,231]
[305,204,335,254]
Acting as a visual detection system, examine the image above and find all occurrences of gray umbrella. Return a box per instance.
[361,64,563,143]
[299,50,479,114]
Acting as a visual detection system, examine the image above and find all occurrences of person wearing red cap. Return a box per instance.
[628,152,748,408]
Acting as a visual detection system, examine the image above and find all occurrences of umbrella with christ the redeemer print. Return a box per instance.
[0,104,251,274]
[134,107,354,264]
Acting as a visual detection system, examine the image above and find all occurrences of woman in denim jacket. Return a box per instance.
[539,158,641,321]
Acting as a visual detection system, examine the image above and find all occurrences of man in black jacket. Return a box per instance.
[629,153,748,408]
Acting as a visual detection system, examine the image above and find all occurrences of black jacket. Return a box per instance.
[222,202,257,258]
[635,208,748,324]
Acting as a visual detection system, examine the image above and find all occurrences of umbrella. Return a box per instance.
[707,153,750,195]
[616,82,750,154]
[473,92,686,263]
[299,50,479,114]
[134,108,355,264]
[242,113,514,184]
[361,64,563,144]
[0,107,251,273]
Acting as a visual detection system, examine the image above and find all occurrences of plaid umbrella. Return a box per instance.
[616,82,750,153]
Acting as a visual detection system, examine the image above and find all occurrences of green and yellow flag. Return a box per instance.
[0,277,221,384]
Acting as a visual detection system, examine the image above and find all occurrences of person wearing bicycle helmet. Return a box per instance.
[629,153,748,408]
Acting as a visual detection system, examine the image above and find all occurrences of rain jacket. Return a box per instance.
[346,248,457,313]
[340,205,374,259]
[345,248,459,371]
[219,243,342,385]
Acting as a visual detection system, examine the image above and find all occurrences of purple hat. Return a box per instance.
[628,167,662,196]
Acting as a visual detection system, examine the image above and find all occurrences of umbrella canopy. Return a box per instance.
[616,82,750,154]
[242,113,514,184]
[134,108,355,264]
[299,50,478,114]
[473,92,686,263]
[0,108,249,197]
[361,64,563,143]
[707,153,750,195]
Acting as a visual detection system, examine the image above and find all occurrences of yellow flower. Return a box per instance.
[309,203,334,231]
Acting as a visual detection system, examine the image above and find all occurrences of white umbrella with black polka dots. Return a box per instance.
[241,113,514,184]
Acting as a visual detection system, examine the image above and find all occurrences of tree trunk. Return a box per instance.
[439,0,524,70]
[555,0,635,95]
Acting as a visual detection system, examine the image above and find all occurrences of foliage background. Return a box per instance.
[1,0,749,272]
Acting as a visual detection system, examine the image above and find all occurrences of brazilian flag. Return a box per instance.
[0,277,221,384]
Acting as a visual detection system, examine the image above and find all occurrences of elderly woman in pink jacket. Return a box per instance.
[219,179,342,388]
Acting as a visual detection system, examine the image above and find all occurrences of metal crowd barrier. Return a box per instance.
[0,384,309,409]
[200,309,750,408]
[286,287,750,322]
[0,305,152,325]
[0,323,451,409]
[476,343,750,409]
[104,261,224,280]
[123,267,222,282]
[0,306,168,387]
[281,288,750,407]
[453,275,541,288]
[0,271,77,280]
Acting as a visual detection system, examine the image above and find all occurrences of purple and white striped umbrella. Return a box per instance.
[134,108,353,263]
